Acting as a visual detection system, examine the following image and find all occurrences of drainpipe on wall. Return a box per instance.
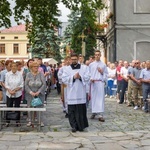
[113,0,117,61]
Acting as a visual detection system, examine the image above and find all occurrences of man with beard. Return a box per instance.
[62,53,90,132]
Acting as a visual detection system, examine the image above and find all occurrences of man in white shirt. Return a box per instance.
[119,61,129,104]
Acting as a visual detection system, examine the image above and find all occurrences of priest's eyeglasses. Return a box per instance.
[71,59,78,61]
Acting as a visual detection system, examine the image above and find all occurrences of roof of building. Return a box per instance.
[0,24,26,33]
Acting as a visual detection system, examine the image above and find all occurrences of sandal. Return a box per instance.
[16,122,21,127]
[5,123,9,127]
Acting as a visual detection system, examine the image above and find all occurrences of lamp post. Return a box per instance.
[78,30,86,56]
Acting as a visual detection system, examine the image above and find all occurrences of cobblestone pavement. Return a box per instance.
[0,89,150,150]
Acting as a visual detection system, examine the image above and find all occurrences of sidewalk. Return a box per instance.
[0,89,149,150]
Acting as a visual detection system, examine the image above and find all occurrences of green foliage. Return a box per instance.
[68,1,104,59]
[0,0,12,28]
[30,28,62,62]
[61,10,81,52]
[0,0,104,60]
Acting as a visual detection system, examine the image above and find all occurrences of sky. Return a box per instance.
[8,1,70,27]
[58,3,70,22]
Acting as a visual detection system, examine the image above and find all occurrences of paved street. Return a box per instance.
[0,89,150,150]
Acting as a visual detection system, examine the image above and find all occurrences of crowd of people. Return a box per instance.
[0,51,149,132]
[105,59,150,113]
[0,58,51,127]
[57,52,150,132]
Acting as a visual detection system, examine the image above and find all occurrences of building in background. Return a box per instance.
[97,0,150,62]
[58,22,69,37]
[59,22,70,58]
[0,24,30,61]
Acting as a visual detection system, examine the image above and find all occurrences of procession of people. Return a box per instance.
[0,51,150,132]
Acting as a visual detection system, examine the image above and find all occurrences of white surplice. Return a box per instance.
[62,65,90,105]
[89,61,108,113]
[58,66,68,111]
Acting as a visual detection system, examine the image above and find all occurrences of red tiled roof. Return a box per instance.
[0,24,26,33]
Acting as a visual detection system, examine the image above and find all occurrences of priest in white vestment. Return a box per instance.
[89,50,108,122]
[62,53,90,132]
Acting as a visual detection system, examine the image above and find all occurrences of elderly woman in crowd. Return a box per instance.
[0,60,13,103]
[25,61,46,127]
[22,59,34,105]
[5,62,24,127]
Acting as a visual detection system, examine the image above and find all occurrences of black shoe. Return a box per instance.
[71,128,76,133]
[90,114,96,119]
[78,129,84,132]
[119,102,123,104]
[65,113,69,118]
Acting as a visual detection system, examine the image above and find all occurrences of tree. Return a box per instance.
[69,1,105,59]
[61,10,81,56]
[0,0,12,28]
[29,28,62,62]
[0,0,104,59]
[0,0,104,29]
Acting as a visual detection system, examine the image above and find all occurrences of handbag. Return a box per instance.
[31,96,43,107]
[6,111,19,120]
[0,86,3,101]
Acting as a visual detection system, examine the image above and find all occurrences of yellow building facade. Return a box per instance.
[0,24,30,61]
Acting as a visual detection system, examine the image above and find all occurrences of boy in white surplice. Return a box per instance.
[62,53,90,132]
[89,50,108,122]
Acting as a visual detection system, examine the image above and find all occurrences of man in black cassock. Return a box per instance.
[62,53,90,132]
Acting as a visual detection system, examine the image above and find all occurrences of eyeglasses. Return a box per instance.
[135,62,139,64]
[71,59,77,61]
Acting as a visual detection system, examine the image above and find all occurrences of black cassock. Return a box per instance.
[68,64,88,131]
[68,104,88,131]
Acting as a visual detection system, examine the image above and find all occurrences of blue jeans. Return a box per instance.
[112,85,117,96]
[120,79,128,103]
[108,80,114,96]
[142,83,150,112]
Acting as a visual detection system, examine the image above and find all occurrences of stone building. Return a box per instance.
[97,0,150,62]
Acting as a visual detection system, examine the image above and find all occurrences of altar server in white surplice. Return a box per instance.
[62,53,90,132]
[57,56,70,118]
[89,50,108,122]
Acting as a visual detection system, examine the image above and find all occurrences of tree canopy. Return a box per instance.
[0,0,104,29]
[0,0,104,59]
[63,1,105,59]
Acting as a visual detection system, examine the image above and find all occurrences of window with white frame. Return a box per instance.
[13,44,19,54]
[0,44,5,54]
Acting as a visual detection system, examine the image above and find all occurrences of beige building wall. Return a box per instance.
[0,31,29,60]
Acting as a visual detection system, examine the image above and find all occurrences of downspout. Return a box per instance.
[113,0,117,61]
